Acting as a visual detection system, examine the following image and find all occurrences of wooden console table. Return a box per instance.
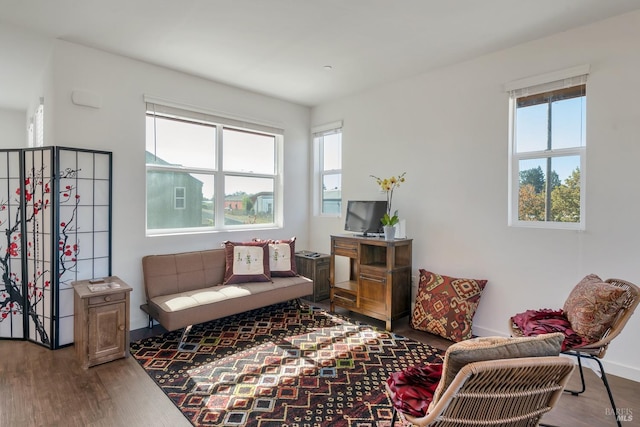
[329,235,412,330]
[73,276,132,369]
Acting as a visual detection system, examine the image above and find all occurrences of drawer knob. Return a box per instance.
[118,325,125,331]
[104,296,111,302]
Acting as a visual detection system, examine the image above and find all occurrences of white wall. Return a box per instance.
[0,108,27,148]
[45,40,311,331]
[310,10,640,381]
[0,22,53,111]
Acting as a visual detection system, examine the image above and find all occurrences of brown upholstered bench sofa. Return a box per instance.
[141,248,313,335]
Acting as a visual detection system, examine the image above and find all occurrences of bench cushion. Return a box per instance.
[147,276,313,331]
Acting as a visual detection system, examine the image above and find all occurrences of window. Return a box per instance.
[27,120,33,148]
[174,187,186,209]
[27,98,44,148]
[34,102,44,147]
[312,121,342,216]
[145,99,283,234]
[506,66,588,229]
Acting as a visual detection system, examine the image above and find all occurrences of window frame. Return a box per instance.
[145,98,283,235]
[174,186,186,210]
[34,102,44,147]
[506,66,588,230]
[27,98,44,148]
[312,121,343,217]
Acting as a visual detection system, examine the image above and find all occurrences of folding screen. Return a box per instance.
[0,147,112,349]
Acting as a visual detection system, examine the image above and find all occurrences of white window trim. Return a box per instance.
[508,146,586,230]
[312,121,342,217]
[35,100,44,147]
[506,66,588,230]
[27,98,44,148]
[27,120,34,148]
[504,64,590,94]
[145,97,283,235]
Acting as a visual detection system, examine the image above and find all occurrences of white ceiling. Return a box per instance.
[2,0,640,110]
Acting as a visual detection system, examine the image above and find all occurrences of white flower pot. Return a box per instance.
[383,225,396,240]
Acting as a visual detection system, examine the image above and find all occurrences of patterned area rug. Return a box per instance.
[130,301,443,427]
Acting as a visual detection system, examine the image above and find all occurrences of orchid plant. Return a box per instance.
[370,172,406,226]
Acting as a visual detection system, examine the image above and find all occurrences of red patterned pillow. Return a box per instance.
[223,241,271,285]
[411,270,487,342]
[563,274,625,343]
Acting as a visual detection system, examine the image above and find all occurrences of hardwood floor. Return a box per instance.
[0,340,189,427]
[1,301,637,426]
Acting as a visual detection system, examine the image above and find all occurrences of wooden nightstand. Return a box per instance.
[73,276,132,369]
[295,251,331,302]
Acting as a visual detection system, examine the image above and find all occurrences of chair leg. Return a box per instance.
[390,407,397,426]
[594,356,622,427]
[564,351,587,395]
[564,351,621,427]
[177,325,198,352]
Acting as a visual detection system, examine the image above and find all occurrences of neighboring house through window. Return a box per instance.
[506,65,588,230]
[145,98,283,234]
[312,121,342,216]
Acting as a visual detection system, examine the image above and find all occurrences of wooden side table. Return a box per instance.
[73,276,132,369]
[295,251,331,302]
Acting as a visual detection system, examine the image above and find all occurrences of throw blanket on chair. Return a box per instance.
[511,309,589,350]
[387,363,444,417]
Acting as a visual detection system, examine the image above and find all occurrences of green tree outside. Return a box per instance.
[518,183,545,221]
[518,166,580,222]
[519,166,545,193]
[550,168,581,222]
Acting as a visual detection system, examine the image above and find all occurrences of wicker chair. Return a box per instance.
[386,356,575,426]
[510,278,640,427]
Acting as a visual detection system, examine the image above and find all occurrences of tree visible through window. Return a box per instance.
[508,70,587,229]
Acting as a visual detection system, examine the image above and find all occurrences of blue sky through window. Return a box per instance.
[516,95,585,183]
